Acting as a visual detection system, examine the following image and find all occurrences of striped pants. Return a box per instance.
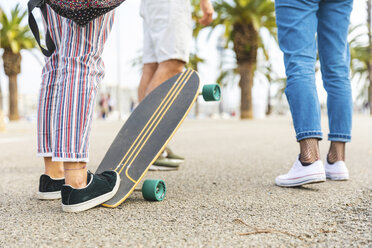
[37,6,115,162]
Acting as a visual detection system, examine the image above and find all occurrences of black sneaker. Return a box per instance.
[37,174,65,200]
[61,171,120,212]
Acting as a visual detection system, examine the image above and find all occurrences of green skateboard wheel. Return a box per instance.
[142,179,166,201]
[202,84,221,101]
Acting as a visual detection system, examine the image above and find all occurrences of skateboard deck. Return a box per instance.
[96,69,200,207]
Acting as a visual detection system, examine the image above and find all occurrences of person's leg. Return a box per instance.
[50,11,120,212]
[138,63,158,102]
[44,157,64,178]
[144,59,185,96]
[327,142,345,163]
[52,11,116,167]
[317,0,353,150]
[318,0,353,180]
[275,0,325,187]
[36,6,66,200]
[276,0,322,143]
[141,0,190,97]
[139,60,185,166]
[53,12,115,186]
[37,5,64,179]
[63,162,87,188]
[139,0,158,102]
[139,0,190,164]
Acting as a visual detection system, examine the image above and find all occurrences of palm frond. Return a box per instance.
[0,4,36,53]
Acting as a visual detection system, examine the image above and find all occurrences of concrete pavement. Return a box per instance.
[0,115,371,247]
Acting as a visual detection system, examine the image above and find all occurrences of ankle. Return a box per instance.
[328,142,345,163]
[44,158,64,178]
[299,138,320,165]
[65,173,88,188]
[327,154,344,164]
[64,162,88,188]
[45,169,64,179]
[299,155,318,165]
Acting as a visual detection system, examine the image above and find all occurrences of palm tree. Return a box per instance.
[210,0,277,119]
[0,5,36,121]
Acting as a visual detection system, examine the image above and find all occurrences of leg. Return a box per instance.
[53,12,115,163]
[139,0,190,165]
[51,12,115,188]
[144,59,185,96]
[276,0,322,163]
[44,157,64,178]
[299,138,320,165]
[37,5,64,178]
[325,141,349,180]
[139,0,158,102]
[275,0,322,142]
[140,0,190,97]
[327,141,345,163]
[55,12,120,212]
[138,63,158,102]
[143,59,186,168]
[275,0,325,187]
[317,0,353,163]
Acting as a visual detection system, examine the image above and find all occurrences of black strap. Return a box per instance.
[28,0,56,57]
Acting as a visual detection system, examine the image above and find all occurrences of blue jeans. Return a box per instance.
[275,0,353,142]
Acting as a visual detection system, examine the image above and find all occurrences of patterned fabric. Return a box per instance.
[47,0,125,9]
[46,0,125,26]
[37,6,115,162]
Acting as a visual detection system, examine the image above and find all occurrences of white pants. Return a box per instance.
[140,0,192,63]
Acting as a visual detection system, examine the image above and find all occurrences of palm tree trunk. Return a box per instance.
[8,74,19,121]
[239,61,254,119]
[3,50,21,121]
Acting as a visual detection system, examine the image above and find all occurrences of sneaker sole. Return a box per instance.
[37,191,61,200]
[61,172,120,213]
[276,175,326,187]
[326,173,349,181]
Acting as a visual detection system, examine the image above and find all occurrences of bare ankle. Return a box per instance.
[44,157,64,178]
[65,176,87,188]
[64,162,88,188]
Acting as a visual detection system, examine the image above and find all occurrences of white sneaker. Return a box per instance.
[324,160,349,180]
[275,156,326,187]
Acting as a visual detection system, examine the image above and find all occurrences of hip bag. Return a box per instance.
[28,0,125,57]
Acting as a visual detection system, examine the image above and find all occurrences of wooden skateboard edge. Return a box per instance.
[102,71,200,208]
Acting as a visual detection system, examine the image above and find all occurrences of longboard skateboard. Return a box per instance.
[95,69,220,207]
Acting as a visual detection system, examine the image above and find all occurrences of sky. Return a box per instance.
[0,0,367,113]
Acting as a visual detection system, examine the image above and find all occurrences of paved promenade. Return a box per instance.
[0,115,371,247]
